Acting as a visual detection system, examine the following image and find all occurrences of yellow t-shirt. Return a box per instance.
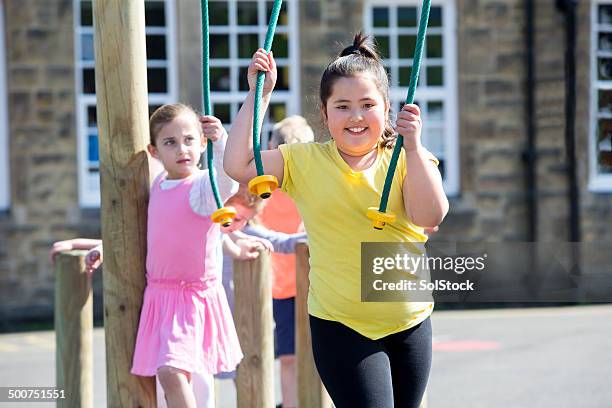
[279,140,435,340]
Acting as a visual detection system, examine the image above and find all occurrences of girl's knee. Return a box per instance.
[157,366,191,389]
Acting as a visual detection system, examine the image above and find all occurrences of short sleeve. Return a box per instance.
[278,143,295,198]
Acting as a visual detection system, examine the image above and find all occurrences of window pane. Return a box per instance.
[81,33,94,61]
[83,68,96,94]
[599,5,612,24]
[398,7,417,27]
[427,101,443,121]
[210,1,229,25]
[238,34,259,58]
[276,66,290,90]
[146,35,167,60]
[211,67,231,91]
[398,35,417,59]
[267,1,288,26]
[88,133,99,163]
[269,103,286,123]
[145,1,166,26]
[427,66,443,86]
[239,67,250,91]
[376,35,389,59]
[423,127,444,155]
[213,103,231,123]
[597,119,612,173]
[148,68,168,93]
[429,6,443,27]
[87,106,97,126]
[598,58,612,80]
[599,90,612,114]
[211,34,230,58]
[372,7,389,28]
[398,66,412,87]
[237,1,258,25]
[272,33,289,58]
[427,35,443,58]
[81,1,93,26]
[149,104,162,117]
[599,33,612,51]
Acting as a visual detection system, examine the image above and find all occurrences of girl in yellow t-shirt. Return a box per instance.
[224,33,448,408]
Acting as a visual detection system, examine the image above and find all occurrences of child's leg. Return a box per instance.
[279,355,297,408]
[192,370,215,408]
[157,366,196,408]
[383,317,432,408]
[309,315,394,408]
[273,297,297,407]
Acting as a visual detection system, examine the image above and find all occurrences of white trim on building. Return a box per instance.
[364,0,459,196]
[0,0,9,210]
[590,1,612,192]
[74,0,179,207]
[207,0,300,149]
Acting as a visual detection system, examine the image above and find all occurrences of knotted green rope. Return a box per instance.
[201,0,222,209]
[253,0,283,176]
[378,0,431,213]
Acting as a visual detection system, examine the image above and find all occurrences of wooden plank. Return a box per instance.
[295,242,331,408]
[234,249,274,408]
[93,1,155,406]
[55,251,93,408]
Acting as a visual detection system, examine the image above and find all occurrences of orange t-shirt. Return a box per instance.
[260,190,302,299]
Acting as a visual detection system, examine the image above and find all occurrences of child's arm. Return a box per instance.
[243,224,307,254]
[222,234,261,260]
[200,116,238,202]
[224,49,285,185]
[50,238,102,264]
[228,230,274,252]
[84,244,103,276]
[396,104,449,228]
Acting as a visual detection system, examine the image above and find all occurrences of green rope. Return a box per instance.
[378,0,431,213]
[253,0,283,176]
[201,0,222,209]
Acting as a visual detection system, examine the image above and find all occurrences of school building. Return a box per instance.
[0,0,610,323]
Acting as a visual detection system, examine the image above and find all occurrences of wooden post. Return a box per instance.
[55,251,93,408]
[233,249,274,408]
[295,242,331,408]
[93,1,155,406]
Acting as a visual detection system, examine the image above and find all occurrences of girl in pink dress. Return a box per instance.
[131,103,242,407]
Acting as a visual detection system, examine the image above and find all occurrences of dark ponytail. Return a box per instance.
[320,32,396,149]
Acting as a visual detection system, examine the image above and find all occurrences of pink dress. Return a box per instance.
[131,174,243,376]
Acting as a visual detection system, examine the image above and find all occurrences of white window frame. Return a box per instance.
[590,1,612,192]
[364,0,459,196]
[0,0,9,210]
[74,0,179,207]
[208,0,300,148]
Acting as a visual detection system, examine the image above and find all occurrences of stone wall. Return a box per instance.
[0,0,100,325]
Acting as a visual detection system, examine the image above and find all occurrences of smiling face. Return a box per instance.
[148,111,204,180]
[324,73,389,157]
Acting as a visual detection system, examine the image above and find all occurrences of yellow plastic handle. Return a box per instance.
[366,207,397,230]
[211,206,238,227]
[248,175,279,199]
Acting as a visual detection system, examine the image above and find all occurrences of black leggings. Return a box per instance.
[310,316,432,408]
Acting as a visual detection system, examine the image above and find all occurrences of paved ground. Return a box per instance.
[0,304,610,407]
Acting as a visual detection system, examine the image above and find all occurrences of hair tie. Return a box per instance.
[347,46,361,56]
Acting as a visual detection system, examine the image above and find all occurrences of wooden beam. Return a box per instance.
[93,1,155,406]
[234,249,275,407]
[295,242,331,408]
[55,251,93,408]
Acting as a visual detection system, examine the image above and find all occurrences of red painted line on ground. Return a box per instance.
[433,341,501,352]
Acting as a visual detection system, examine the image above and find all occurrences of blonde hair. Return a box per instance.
[149,103,200,146]
[225,185,265,221]
[270,115,314,147]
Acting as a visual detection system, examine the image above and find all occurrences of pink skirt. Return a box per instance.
[131,278,243,376]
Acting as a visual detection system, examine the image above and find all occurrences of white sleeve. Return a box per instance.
[211,132,238,203]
